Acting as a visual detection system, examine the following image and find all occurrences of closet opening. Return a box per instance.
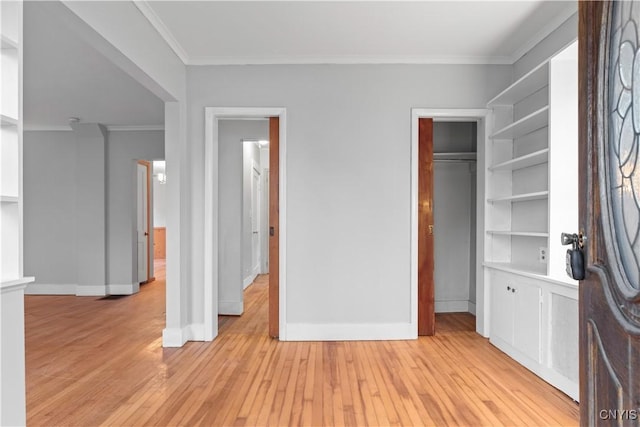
[433,121,478,333]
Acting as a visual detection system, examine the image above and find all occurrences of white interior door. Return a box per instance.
[137,163,149,283]
[251,164,261,275]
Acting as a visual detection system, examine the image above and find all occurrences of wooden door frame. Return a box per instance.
[411,109,489,337]
[137,160,153,284]
[204,107,287,341]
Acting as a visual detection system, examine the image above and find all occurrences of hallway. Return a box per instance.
[25,270,578,426]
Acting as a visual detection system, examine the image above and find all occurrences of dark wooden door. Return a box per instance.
[580,2,640,423]
[269,117,280,338]
[418,118,435,336]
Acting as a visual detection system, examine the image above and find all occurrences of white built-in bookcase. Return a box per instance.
[1,2,30,424]
[1,0,30,287]
[485,41,578,284]
[484,41,579,401]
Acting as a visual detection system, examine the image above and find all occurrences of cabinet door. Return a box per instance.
[490,272,514,344]
[513,281,542,362]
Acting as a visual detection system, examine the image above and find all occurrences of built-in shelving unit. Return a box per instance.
[485,42,577,279]
[484,40,579,402]
[1,2,30,424]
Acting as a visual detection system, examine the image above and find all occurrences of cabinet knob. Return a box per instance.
[507,286,511,291]
[512,288,516,293]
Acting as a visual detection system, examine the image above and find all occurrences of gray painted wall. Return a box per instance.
[218,120,269,314]
[24,131,77,285]
[23,129,164,293]
[513,12,578,80]
[187,64,511,327]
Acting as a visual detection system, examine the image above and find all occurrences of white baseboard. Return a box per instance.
[243,273,258,289]
[219,300,243,315]
[25,283,140,296]
[25,283,76,295]
[468,302,477,315]
[162,326,188,347]
[75,285,108,296]
[163,323,206,347]
[435,300,470,313]
[107,283,139,295]
[188,323,205,341]
[284,322,416,341]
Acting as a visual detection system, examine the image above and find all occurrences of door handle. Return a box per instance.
[428,225,434,235]
[270,227,275,237]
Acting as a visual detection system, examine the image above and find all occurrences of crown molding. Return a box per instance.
[134,0,190,65]
[24,125,73,132]
[188,54,513,66]
[24,124,164,132]
[106,125,165,132]
[508,6,577,64]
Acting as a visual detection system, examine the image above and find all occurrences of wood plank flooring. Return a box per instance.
[25,267,579,426]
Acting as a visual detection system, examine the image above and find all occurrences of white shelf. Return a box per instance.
[490,148,549,171]
[0,34,18,49]
[488,191,549,203]
[488,62,549,106]
[1,114,18,127]
[0,277,34,291]
[484,262,548,279]
[487,230,549,237]
[491,106,549,140]
[0,196,18,203]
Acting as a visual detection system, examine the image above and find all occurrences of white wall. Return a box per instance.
[218,120,269,315]
[23,129,164,294]
[188,64,510,337]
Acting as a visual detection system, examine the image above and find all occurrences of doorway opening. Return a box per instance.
[432,121,478,333]
[216,119,270,318]
[204,107,286,342]
[412,109,489,337]
[152,160,167,277]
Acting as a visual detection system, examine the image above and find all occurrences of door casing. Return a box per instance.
[411,109,489,337]
[204,107,287,341]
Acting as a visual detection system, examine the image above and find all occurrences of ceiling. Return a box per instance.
[140,1,577,65]
[23,1,164,129]
[23,1,577,129]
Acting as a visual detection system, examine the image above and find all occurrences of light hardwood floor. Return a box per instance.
[26,266,579,426]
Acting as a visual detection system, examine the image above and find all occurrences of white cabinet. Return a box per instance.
[0,2,30,425]
[490,270,542,364]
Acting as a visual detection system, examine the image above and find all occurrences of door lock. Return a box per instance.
[561,231,586,280]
